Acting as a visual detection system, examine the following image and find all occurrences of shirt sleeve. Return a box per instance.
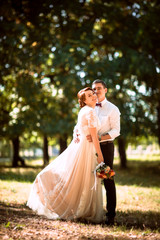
[108,108,121,139]
[86,109,97,128]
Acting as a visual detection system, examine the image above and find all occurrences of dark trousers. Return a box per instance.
[100,142,116,219]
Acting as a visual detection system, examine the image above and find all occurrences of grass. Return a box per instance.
[0,155,160,239]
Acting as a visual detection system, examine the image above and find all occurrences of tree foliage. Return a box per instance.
[0,0,159,167]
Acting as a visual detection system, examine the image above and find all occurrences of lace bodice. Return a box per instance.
[77,106,101,136]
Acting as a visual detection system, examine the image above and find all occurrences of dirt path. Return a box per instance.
[0,203,160,240]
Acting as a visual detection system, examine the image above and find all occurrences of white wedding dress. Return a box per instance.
[27,106,103,223]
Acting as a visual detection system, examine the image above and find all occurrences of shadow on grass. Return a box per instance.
[0,202,159,232]
[116,210,160,231]
[114,160,160,188]
[0,168,40,182]
[0,160,160,187]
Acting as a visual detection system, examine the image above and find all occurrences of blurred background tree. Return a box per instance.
[0,0,159,168]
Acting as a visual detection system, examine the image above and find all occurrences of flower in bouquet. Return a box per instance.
[96,162,115,179]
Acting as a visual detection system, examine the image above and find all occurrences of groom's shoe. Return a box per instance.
[105,217,115,226]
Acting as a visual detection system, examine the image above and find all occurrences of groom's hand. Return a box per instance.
[74,134,80,143]
[86,134,93,142]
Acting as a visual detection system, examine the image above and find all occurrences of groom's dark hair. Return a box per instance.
[92,79,107,88]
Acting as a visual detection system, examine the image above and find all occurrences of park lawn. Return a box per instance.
[0,157,160,240]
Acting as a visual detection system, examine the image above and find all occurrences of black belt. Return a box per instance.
[100,141,113,145]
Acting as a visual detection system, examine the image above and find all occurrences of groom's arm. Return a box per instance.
[99,133,111,141]
[86,133,111,142]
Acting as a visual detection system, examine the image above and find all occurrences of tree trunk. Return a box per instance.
[11,136,25,167]
[59,134,68,154]
[117,137,127,168]
[43,135,49,166]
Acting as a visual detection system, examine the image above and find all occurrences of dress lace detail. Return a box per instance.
[86,108,97,128]
[27,105,103,223]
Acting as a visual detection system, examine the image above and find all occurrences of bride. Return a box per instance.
[27,87,104,223]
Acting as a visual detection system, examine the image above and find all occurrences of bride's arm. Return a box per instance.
[88,127,104,164]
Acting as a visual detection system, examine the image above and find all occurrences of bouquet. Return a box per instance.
[95,162,115,179]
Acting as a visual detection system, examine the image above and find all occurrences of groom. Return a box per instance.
[88,79,120,225]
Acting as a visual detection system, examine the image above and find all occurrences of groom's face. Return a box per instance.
[92,83,107,102]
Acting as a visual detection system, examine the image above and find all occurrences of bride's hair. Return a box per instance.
[77,87,94,108]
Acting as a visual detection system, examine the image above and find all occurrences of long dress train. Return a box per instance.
[27,106,103,223]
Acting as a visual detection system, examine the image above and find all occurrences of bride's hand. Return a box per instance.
[97,155,104,164]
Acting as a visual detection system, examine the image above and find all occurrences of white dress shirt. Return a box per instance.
[95,98,120,141]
